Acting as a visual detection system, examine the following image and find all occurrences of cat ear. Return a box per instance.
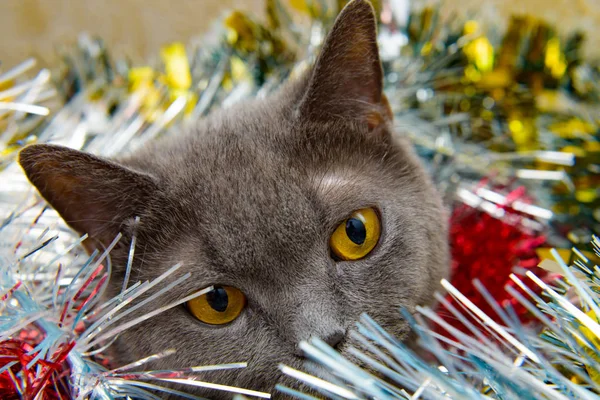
[297,0,392,129]
[18,144,158,250]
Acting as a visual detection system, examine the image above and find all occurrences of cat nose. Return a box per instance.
[294,330,345,357]
[323,331,345,348]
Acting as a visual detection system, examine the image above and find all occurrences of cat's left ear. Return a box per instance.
[297,0,392,130]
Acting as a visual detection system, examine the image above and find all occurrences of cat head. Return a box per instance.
[19,0,449,397]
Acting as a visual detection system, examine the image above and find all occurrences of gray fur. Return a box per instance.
[18,1,449,398]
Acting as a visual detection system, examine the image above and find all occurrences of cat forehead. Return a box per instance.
[135,100,382,179]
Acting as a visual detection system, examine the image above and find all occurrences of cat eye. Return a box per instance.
[330,207,381,261]
[187,286,246,325]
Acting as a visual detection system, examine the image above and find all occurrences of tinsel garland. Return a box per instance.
[1,0,599,398]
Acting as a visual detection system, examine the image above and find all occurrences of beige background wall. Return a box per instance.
[1,0,600,69]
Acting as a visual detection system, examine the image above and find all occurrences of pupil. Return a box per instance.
[346,218,366,245]
[206,287,228,312]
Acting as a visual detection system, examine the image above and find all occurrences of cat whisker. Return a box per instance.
[108,363,250,383]
[108,355,247,377]
[121,215,140,295]
[154,377,272,398]
[108,378,210,400]
[107,349,178,373]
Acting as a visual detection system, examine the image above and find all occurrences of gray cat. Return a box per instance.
[18,0,449,397]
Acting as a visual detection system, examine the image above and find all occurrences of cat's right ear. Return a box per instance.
[18,144,158,252]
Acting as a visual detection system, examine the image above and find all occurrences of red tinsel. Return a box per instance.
[0,325,76,399]
[0,261,106,398]
[0,327,74,400]
[443,187,548,334]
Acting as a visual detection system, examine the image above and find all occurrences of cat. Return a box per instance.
[18,0,449,398]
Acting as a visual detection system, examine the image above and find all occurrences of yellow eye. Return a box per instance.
[330,207,381,261]
[187,286,246,325]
